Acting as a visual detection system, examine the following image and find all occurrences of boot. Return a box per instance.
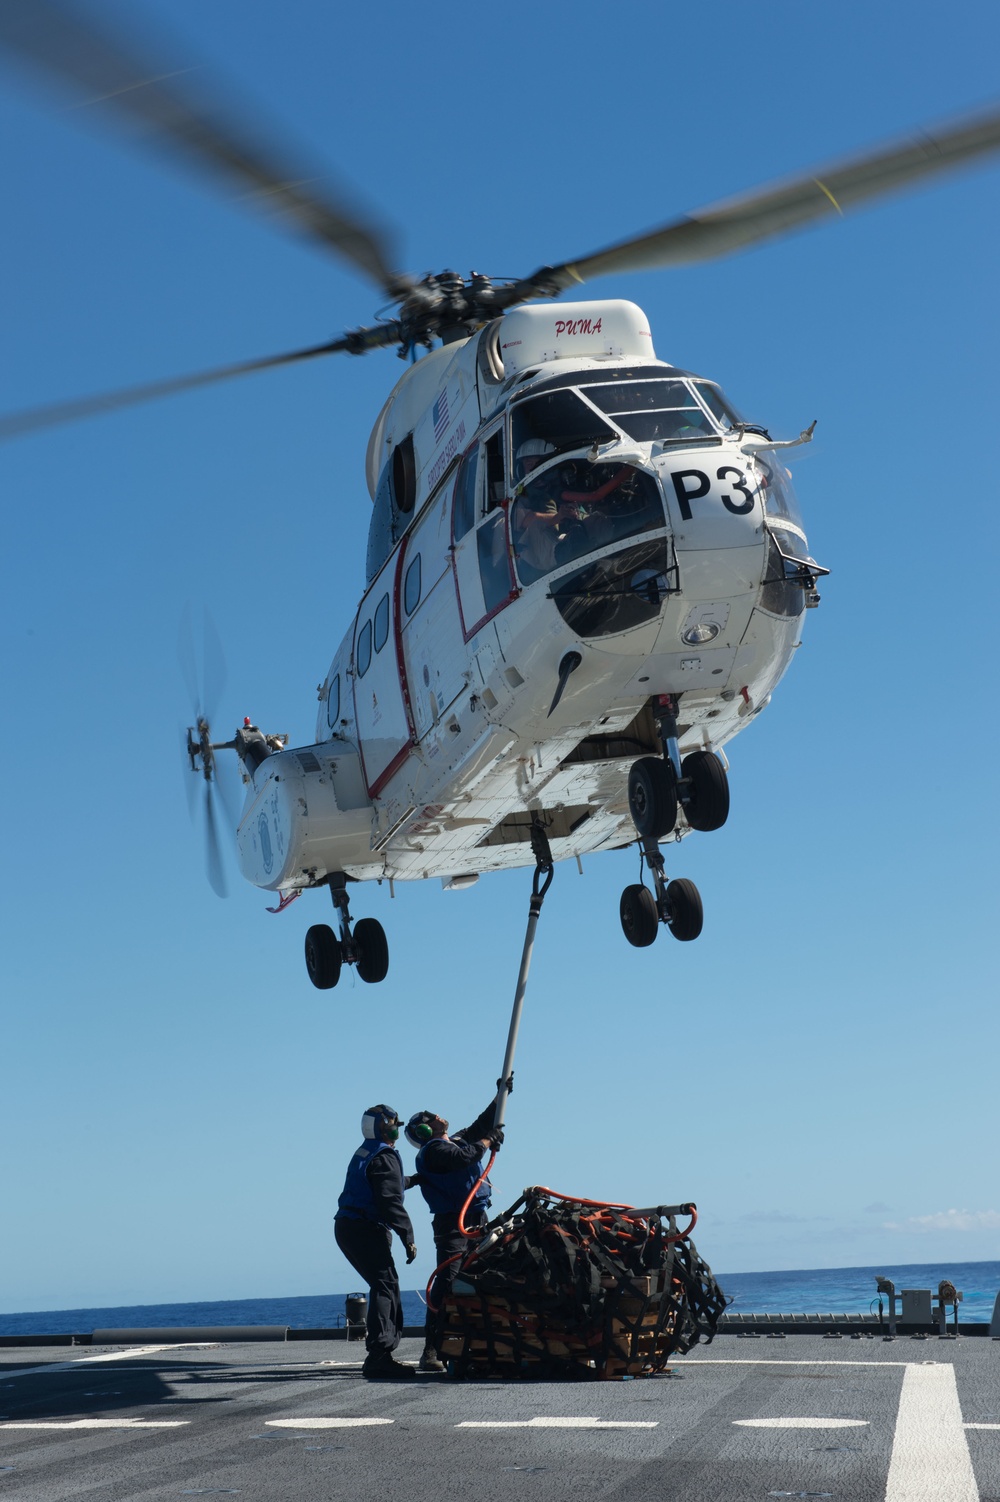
[361,1351,415,1380]
[418,1346,446,1373]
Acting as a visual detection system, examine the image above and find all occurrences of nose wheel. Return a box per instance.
[304,872,390,988]
[619,698,729,948]
[619,839,704,948]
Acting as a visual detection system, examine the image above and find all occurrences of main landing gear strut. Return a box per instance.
[619,694,730,949]
[304,871,389,989]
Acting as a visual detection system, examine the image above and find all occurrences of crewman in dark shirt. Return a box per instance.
[405,1081,508,1372]
[334,1104,417,1380]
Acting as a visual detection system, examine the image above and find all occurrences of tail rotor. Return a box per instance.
[180,606,237,897]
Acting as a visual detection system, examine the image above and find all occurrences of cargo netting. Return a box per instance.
[437,1186,727,1379]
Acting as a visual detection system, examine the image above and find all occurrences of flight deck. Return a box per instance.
[2,1333,998,1500]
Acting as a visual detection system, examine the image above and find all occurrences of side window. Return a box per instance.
[373,593,390,653]
[485,430,505,510]
[392,434,417,515]
[404,554,421,615]
[477,511,511,616]
[326,673,341,729]
[356,620,372,678]
[453,448,479,541]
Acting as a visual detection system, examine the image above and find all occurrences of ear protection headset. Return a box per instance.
[405,1110,439,1148]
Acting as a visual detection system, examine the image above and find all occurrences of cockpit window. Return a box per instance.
[510,390,616,482]
[511,458,663,585]
[694,382,742,428]
[755,454,805,530]
[585,380,717,443]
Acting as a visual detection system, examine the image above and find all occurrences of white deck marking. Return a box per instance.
[675,1359,910,1367]
[1,1420,189,1430]
[74,1345,215,1363]
[0,1345,218,1380]
[885,1362,978,1502]
[965,1424,1000,1431]
[734,1418,869,1429]
[457,1417,658,1429]
[265,1417,393,1429]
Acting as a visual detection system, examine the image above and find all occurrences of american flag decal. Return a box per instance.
[432,387,450,442]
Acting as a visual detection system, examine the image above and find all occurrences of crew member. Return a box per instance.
[405,1079,510,1372]
[512,441,586,578]
[334,1104,418,1380]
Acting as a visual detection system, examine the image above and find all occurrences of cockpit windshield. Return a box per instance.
[584,379,719,443]
[510,377,749,477]
[510,390,617,481]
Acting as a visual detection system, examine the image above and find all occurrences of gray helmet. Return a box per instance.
[362,1104,401,1143]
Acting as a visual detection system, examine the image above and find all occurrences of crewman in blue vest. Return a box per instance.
[405,1079,509,1373]
[334,1104,418,1380]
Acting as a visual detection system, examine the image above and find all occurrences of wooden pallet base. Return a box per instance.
[438,1285,683,1381]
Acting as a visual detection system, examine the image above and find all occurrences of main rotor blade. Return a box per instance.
[521,106,1000,293]
[0,0,410,299]
[0,336,347,441]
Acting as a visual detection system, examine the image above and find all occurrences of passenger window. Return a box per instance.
[326,673,341,728]
[356,620,372,678]
[374,593,390,653]
[453,449,479,541]
[404,554,421,615]
[477,511,511,616]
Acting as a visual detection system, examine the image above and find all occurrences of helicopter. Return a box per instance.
[3,2,1000,992]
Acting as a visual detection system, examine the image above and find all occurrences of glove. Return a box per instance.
[405,1243,418,1265]
[488,1126,505,1150]
[496,1072,514,1095]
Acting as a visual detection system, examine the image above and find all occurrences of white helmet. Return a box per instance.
[517,438,556,462]
[516,438,556,478]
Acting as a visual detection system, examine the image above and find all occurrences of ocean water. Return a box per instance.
[3,1261,998,1336]
[716,1260,1000,1322]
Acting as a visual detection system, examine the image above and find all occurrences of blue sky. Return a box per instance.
[3,0,999,1313]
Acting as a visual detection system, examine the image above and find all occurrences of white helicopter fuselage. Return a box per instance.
[235,300,817,895]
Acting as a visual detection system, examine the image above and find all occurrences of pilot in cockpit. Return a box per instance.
[514,438,647,575]
[512,439,577,577]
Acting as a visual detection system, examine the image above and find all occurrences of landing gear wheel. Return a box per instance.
[681,751,730,832]
[628,756,678,840]
[305,923,342,989]
[620,884,659,948]
[354,917,390,984]
[665,878,703,942]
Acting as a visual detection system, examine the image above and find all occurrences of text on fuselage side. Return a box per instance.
[427,418,467,490]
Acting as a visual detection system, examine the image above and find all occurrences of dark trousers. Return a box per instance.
[335,1216,403,1356]
[425,1208,487,1350]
